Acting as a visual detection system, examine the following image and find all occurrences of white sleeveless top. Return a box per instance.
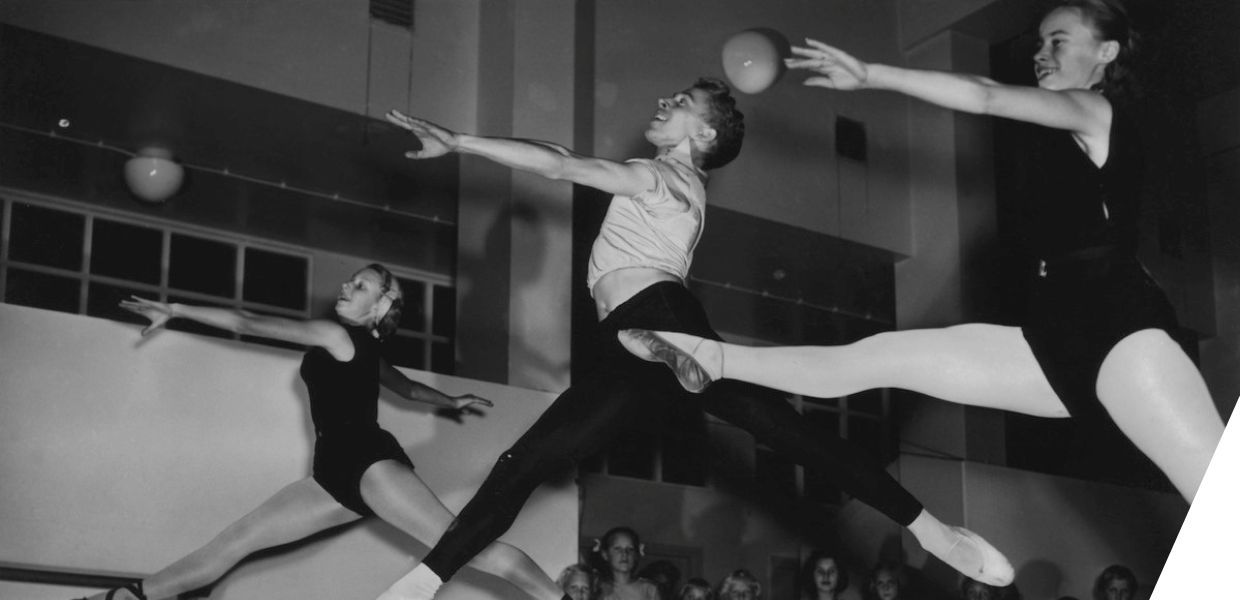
[586,152,707,294]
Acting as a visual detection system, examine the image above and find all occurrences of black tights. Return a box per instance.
[424,282,922,579]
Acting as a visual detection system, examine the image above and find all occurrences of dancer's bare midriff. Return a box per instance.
[592,267,681,320]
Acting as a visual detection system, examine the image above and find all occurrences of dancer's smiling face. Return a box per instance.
[1033,7,1118,91]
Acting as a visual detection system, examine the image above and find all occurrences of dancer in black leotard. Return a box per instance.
[375,77,1013,600]
[78,264,563,600]
[619,0,1223,503]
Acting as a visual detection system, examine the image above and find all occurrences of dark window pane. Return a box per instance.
[87,281,149,326]
[243,248,307,310]
[165,295,232,340]
[169,234,235,297]
[5,268,79,313]
[430,340,454,374]
[755,446,798,498]
[386,334,427,369]
[432,285,455,336]
[397,278,426,333]
[606,429,656,480]
[10,203,84,270]
[92,219,162,284]
[848,388,885,415]
[848,416,887,461]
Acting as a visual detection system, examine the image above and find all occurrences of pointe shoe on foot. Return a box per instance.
[617,329,721,393]
[936,526,1014,587]
[377,563,443,600]
[77,581,145,600]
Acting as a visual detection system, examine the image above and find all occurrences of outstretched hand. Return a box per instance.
[385,110,459,159]
[451,393,493,412]
[784,38,869,90]
[118,295,173,336]
[435,393,493,424]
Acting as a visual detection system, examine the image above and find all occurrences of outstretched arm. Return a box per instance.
[786,38,1110,138]
[119,296,349,356]
[385,110,656,198]
[379,357,494,413]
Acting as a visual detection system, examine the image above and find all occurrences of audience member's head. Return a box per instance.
[865,561,905,600]
[717,569,762,600]
[800,550,849,599]
[679,577,715,600]
[961,579,1000,600]
[962,578,1022,600]
[1092,565,1137,600]
[559,563,599,600]
[593,526,645,582]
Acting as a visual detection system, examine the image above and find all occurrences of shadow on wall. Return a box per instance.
[457,200,571,386]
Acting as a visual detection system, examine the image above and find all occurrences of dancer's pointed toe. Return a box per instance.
[617,329,720,393]
[943,526,1014,587]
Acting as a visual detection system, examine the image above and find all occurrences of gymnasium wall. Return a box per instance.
[0,303,577,599]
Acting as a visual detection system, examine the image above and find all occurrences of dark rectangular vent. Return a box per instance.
[835,115,867,163]
[370,0,414,29]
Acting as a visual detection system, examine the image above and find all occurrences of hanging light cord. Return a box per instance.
[0,119,452,225]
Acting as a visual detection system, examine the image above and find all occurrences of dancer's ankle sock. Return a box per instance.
[377,563,444,600]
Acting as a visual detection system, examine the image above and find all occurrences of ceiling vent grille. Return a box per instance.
[370,0,413,29]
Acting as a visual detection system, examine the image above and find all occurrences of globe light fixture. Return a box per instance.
[124,146,183,203]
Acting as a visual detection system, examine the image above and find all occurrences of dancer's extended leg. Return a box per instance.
[622,324,1069,417]
[359,461,562,600]
[705,382,1013,586]
[85,478,361,600]
[1096,329,1224,501]
[377,372,667,600]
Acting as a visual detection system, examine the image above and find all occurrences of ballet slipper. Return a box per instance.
[617,329,721,393]
[377,563,443,600]
[934,526,1014,587]
[77,581,144,600]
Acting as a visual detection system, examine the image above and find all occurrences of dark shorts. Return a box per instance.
[313,425,415,516]
[1021,251,1179,422]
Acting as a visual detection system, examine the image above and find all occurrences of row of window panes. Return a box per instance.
[0,197,454,372]
[757,390,891,504]
[582,390,891,498]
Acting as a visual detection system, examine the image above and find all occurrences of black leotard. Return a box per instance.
[1018,106,1179,421]
[300,324,414,515]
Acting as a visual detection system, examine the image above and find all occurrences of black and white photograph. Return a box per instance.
[0,1,1236,599]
